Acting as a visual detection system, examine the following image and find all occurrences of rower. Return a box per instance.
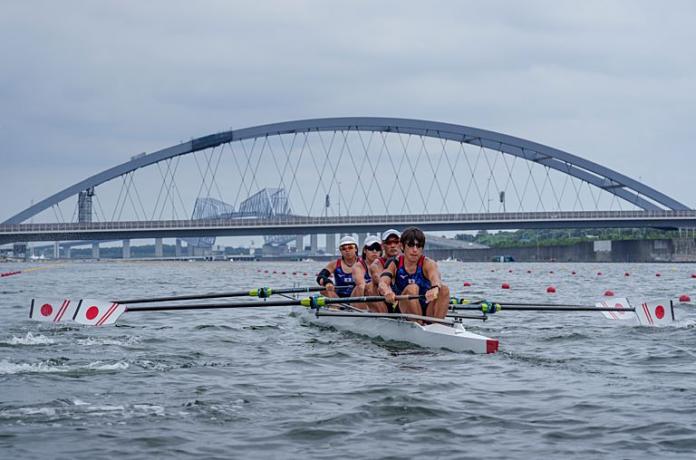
[367,229,402,313]
[378,227,450,320]
[316,235,366,301]
[360,236,382,303]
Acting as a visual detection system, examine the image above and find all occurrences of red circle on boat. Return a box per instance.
[40,303,53,317]
[654,305,665,319]
[86,306,99,320]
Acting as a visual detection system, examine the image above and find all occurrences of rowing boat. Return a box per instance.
[291,306,499,354]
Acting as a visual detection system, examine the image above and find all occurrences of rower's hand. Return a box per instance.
[425,286,439,303]
[384,290,396,304]
[325,283,335,293]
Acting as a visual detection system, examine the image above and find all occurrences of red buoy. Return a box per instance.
[508,269,513,273]
[597,272,603,276]
[624,272,630,277]
[303,272,308,276]
[655,273,661,277]
[604,290,614,297]
[691,274,696,279]
[462,281,472,287]
[549,270,554,274]
[501,282,510,289]
[679,294,691,303]
[571,271,576,275]
[527,270,532,274]
[546,286,556,293]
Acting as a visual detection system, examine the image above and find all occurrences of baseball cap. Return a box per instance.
[381,229,401,241]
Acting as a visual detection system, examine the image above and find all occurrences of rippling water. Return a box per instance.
[1,260,696,459]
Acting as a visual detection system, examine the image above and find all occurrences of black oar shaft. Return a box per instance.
[116,286,323,304]
[315,310,457,325]
[126,298,303,312]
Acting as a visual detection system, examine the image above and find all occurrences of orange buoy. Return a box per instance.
[501,282,510,289]
[679,294,691,303]
[604,290,614,297]
[546,286,556,293]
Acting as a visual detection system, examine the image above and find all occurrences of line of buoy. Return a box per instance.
[1,270,22,278]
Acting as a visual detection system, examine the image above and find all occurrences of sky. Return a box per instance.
[1,0,695,226]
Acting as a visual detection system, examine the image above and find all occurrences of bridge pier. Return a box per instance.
[358,233,366,249]
[295,235,304,253]
[326,233,335,256]
[175,239,182,258]
[65,246,71,259]
[310,234,318,255]
[123,240,130,259]
[92,242,100,259]
[54,242,60,259]
[155,238,163,258]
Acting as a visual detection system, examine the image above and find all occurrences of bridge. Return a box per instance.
[1,117,691,256]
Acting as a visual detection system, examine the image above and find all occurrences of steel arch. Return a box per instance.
[4,117,689,224]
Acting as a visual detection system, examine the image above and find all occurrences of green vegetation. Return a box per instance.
[455,228,681,248]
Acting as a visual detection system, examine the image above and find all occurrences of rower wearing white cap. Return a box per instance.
[366,229,402,313]
[315,235,366,300]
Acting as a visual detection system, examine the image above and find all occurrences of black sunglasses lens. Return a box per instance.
[367,244,381,251]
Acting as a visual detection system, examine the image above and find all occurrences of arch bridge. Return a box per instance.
[1,117,692,248]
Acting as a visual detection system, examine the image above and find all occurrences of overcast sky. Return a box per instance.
[1,0,695,222]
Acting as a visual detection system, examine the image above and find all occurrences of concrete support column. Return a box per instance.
[326,233,336,255]
[65,246,71,259]
[122,240,131,259]
[358,233,366,248]
[175,239,182,257]
[310,234,318,254]
[155,238,163,258]
[187,243,193,257]
[92,242,100,259]
[295,235,304,252]
[54,242,60,259]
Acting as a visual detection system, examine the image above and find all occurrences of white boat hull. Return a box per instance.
[292,307,498,354]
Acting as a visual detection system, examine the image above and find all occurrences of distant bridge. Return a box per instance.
[2,210,695,244]
[2,117,691,250]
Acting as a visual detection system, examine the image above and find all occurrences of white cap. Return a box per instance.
[381,229,401,241]
[338,235,358,248]
[364,236,381,247]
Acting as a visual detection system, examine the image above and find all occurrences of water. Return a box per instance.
[1,260,696,459]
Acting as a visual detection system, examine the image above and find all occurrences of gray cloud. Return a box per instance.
[1,0,695,220]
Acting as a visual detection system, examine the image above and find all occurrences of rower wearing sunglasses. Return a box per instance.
[378,227,450,320]
[316,235,367,301]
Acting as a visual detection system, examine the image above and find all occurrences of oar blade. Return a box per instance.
[633,300,676,327]
[29,298,77,323]
[73,299,127,326]
[595,298,634,321]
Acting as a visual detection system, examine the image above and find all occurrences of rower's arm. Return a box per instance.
[378,263,396,296]
[317,261,336,287]
[352,264,366,290]
[423,258,445,294]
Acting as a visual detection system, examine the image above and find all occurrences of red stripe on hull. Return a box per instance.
[486,339,499,354]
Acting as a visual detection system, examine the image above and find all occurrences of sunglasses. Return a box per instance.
[365,244,382,251]
[405,241,424,249]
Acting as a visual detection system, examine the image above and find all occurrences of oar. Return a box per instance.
[451,305,634,312]
[29,295,422,326]
[115,286,324,304]
[451,297,596,308]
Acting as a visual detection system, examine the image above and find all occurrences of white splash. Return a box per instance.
[3,332,55,345]
[0,359,68,375]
